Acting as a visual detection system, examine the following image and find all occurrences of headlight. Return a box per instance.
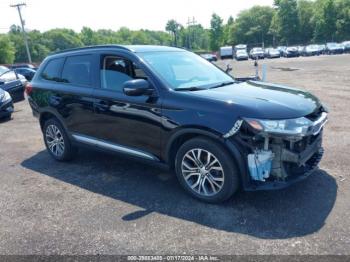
[0,91,12,102]
[245,117,314,136]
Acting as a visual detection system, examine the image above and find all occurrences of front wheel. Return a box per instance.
[175,137,239,203]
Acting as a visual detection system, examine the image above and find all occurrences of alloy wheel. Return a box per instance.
[45,124,65,157]
[181,148,225,196]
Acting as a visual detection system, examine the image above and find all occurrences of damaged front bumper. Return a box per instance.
[226,111,327,191]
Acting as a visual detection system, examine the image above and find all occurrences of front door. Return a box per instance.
[87,54,162,159]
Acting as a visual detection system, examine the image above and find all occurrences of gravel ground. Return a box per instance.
[0,54,349,255]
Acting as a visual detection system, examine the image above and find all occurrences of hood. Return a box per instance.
[189,81,322,119]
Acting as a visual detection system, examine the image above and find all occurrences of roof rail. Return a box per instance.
[50,45,130,55]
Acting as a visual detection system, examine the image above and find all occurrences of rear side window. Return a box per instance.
[61,55,92,87]
[41,58,64,82]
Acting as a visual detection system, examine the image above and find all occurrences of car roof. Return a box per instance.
[51,45,184,56]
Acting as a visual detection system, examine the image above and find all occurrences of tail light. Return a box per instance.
[25,83,33,95]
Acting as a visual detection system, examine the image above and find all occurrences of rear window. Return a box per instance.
[61,55,93,87]
[41,58,64,82]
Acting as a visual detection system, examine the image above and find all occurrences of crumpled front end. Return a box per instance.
[227,106,327,190]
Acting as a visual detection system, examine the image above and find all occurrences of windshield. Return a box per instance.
[0,66,9,75]
[140,51,233,90]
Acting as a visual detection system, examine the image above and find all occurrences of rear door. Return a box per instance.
[86,52,162,159]
[36,54,99,137]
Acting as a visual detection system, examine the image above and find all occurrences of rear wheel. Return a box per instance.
[43,118,76,161]
[175,137,239,203]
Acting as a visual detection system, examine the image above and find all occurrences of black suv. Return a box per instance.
[27,45,328,203]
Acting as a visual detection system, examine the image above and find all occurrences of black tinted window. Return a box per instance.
[41,58,64,82]
[62,55,92,86]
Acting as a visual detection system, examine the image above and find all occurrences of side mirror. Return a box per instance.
[123,79,153,96]
[225,64,232,74]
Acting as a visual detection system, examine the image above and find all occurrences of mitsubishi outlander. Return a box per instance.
[27,45,328,203]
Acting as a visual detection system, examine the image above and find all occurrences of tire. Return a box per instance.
[175,137,240,203]
[43,118,76,161]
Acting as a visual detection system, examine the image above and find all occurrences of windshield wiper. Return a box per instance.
[208,81,235,89]
[174,86,207,91]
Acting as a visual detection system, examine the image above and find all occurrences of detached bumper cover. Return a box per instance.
[231,127,325,191]
[246,147,324,191]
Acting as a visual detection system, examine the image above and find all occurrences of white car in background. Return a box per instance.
[235,49,249,60]
[220,46,233,59]
[342,41,350,53]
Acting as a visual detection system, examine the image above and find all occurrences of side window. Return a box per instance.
[61,55,92,87]
[101,56,147,92]
[41,58,64,82]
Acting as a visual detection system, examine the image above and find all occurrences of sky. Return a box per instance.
[0,0,274,33]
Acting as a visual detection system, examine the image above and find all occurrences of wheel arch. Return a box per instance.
[165,128,246,178]
[39,108,68,133]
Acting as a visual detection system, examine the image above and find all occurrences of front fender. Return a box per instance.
[163,127,247,187]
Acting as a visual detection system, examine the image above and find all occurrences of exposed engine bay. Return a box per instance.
[232,109,327,183]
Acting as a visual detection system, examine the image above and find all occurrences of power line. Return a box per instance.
[186,17,197,50]
[10,2,32,63]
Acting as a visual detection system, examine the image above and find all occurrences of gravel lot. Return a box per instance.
[0,54,349,255]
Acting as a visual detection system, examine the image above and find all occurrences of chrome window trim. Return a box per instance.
[72,133,158,161]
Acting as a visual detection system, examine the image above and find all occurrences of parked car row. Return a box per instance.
[0,64,37,120]
[214,41,350,62]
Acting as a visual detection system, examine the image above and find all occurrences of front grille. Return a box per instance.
[293,133,321,153]
[283,148,324,180]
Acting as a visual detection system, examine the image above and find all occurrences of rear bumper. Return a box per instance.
[285,53,299,57]
[0,100,14,118]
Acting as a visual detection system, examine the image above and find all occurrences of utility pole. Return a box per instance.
[10,2,32,63]
[186,17,197,50]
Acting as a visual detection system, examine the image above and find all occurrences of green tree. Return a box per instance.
[80,27,102,45]
[209,13,224,51]
[234,6,275,47]
[0,35,15,64]
[335,0,350,41]
[223,16,235,45]
[313,0,337,41]
[273,0,300,45]
[165,19,181,46]
[43,28,83,51]
[297,0,315,44]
